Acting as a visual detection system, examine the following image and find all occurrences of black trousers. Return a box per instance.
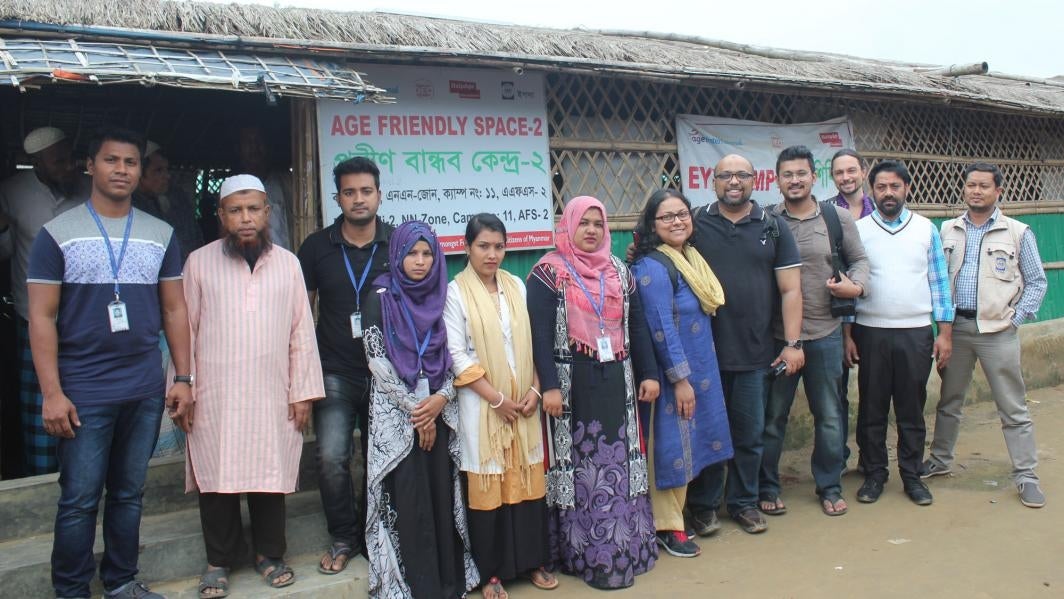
[854,325,934,482]
[198,492,287,568]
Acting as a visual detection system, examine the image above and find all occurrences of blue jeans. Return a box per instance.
[687,368,770,517]
[52,396,164,599]
[760,328,845,498]
[314,372,371,549]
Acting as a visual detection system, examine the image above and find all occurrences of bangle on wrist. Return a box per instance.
[489,391,504,409]
[529,386,542,400]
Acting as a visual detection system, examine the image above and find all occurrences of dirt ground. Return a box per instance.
[503,385,1064,599]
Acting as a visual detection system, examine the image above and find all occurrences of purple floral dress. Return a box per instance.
[528,260,658,589]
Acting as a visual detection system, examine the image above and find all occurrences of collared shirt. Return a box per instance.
[297,215,394,380]
[690,200,802,371]
[953,207,1047,326]
[871,207,955,323]
[184,239,324,494]
[27,205,182,406]
[774,199,870,341]
[831,192,875,219]
[0,170,84,320]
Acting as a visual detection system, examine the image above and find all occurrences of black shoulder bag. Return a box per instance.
[819,202,856,318]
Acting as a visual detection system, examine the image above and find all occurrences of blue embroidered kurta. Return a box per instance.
[632,256,733,490]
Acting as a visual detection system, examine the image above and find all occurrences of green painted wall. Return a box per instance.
[446,213,1062,322]
[930,213,1063,322]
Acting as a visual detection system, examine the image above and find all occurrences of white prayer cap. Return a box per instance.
[23,127,66,155]
[145,140,161,158]
[219,174,266,200]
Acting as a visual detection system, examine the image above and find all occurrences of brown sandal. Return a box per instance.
[529,567,559,590]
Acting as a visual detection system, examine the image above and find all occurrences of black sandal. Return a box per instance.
[255,557,295,589]
[317,542,353,575]
[197,566,229,599]
[758,492,787,515]
[819,491,849,516]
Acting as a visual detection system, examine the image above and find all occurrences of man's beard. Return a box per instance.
[345,212,375,227]
[875,194,906,218]
[717,189,751,208]
[222,228,272,264]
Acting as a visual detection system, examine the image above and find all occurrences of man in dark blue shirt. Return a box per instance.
[28,127,193,599]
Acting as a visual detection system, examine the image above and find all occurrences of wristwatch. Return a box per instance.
[173,374,195,386]
[784,339,803,350]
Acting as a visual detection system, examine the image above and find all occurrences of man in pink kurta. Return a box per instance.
[178,174,324,595]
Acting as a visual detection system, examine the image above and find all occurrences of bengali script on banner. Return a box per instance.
[676,115,855,206]
[318,66,553,253]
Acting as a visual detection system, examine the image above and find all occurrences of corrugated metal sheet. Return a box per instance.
[0,37,387,101]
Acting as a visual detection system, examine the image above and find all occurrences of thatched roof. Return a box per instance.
[2,0,1062,116]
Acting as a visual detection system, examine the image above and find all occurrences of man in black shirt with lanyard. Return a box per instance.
[684,154,804,536]
[298,157,394,573]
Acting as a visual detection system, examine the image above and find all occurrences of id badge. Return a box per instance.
[108,301,130,333]
[414,376,430,400]
[596,335,615,363]
[350,312,363,339]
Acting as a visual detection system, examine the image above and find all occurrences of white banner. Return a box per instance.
[317,65,552,253]
[676,115,855,206]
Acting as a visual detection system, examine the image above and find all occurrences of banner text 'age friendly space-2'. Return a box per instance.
[318,66,553,253]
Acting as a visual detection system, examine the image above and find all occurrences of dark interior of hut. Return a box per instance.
[0,82,292,479]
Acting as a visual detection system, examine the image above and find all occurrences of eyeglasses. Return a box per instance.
[655,210,691,224]
[780,171,812,181]
[714,171,755,182]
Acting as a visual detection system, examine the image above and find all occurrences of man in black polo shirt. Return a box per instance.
[685,153,804,535]
[297,157,393,572]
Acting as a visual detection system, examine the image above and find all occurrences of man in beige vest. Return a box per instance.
[923,163,1048,508]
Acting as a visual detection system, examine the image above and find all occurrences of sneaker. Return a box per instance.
[688,509,721,537]
[904,480,934,506]
[919,459,952,479]
[856,478,884,503]
[105,581,163,599]
[1018,482,1046,508]
[656,530,701,557]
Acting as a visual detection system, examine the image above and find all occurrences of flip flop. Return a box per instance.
[758,492,787,515]
[318,542,353,575]
[198,566,229,599]
[529,567,559,590]
[820,491,849,516]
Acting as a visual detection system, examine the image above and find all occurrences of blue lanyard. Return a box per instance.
[400,300,432,375]
[86,202,134,301]
[560,257,606,333]
[341,243,377,312]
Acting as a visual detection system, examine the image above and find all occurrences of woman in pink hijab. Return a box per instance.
[526,196,660,589]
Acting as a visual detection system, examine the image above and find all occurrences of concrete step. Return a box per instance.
[0,441,323,543]
[0,490,332,599]
[151,551,368,598]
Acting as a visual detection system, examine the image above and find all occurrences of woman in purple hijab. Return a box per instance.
[362,221,479,598]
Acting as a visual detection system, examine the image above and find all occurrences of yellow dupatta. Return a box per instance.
[655,244,726,315]
[454,265,541,489]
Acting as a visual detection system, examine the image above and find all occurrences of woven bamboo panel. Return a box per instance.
[546,73,1064,217]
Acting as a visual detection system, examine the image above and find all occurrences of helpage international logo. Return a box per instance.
[689,128,742,145]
